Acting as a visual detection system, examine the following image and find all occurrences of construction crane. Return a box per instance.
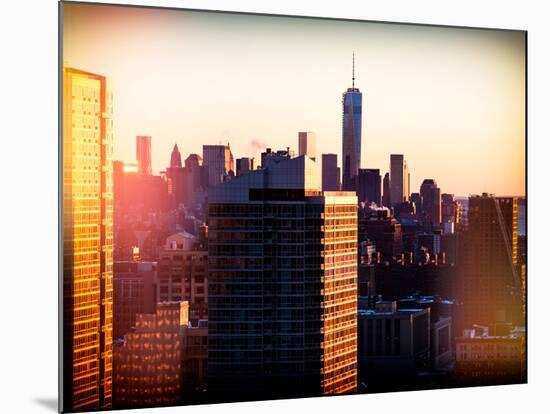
[493,198,520,290]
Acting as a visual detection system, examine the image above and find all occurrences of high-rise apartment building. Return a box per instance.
[203,144,234,187]
[390,154,409,207]
[322,153,340,191]
[461,194,520,329]
[298,131,316,161]
[136,135,152,175]
[208,156,358,399]
[342,54,362,191]
[62,66,113,411]
[357,168,381,207]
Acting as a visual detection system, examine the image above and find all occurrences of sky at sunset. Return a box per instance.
[62,2,526,196]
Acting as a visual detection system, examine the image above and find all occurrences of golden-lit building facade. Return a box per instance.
[62,67,113,412]
[113,302,188,409]
[319,194,358,394]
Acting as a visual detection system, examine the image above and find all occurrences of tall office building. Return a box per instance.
[390,154,409,207]
[208,156,358,399]
[203,144,234,187]
[382,172,391,207]
[357,168,381,206]
[420,179,442,226]
[62,66,113,411]
[461,194,520,329]
[298,131,316,161]
[136,135,152,175]
[342,53,362,191]
[321,153,340,191]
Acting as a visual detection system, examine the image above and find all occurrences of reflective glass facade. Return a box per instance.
[63,67,113,411]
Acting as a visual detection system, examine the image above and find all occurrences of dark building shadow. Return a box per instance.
[33,397,58,412]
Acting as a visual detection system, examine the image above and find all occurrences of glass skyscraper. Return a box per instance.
[62,66,114,411]
[342,55,362,191]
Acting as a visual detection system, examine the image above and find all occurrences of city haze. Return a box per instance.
[62,3,525,196]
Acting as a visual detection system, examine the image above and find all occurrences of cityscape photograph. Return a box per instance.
[60,1,526,412]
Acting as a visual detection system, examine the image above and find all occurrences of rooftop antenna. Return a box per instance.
[352,51,355,88]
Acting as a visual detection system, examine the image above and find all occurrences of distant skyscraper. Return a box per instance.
[208,156,358,399]
[203,144,234,187]
[342,53,362,191]
[167,144,185,209]
[236,157,254,176]
[382,172,391,207]
[298,131,316,161]
[62,66,113,411]
[390,154,409,206]
[322,153,340,191]
[357,168,381,206]
[420,179,442,225]
[136,135,152,175]
[170,143,182,168]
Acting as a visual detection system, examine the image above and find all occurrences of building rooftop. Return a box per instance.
[358,308,427,317]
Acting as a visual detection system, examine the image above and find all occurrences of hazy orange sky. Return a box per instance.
[63,2,525,196]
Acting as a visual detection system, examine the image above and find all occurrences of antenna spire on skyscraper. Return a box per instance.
[352,51,355,88]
